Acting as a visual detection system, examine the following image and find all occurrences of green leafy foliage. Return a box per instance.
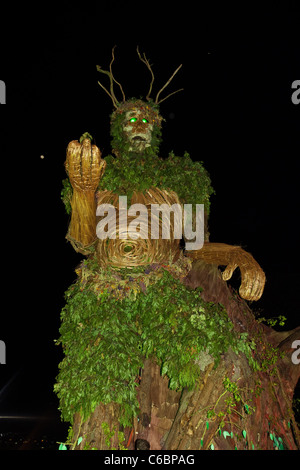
[58,443,68,450]
[98,151,214,215]
[61,150,214,216]
[269,433,284,450]
[256,314,287,328]
[61,178,73,215]
[55,267,257,427]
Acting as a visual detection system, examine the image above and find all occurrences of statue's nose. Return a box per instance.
[135,118,148,130]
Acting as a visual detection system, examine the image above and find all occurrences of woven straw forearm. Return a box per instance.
[67,190,98,248]
[65,138,106,249]
[186,242,266,301]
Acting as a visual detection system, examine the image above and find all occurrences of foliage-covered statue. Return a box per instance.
[55,48,300,450]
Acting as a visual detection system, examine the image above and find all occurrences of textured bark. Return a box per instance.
[70,260,300,450]
[134,358,181,449]
[72,402,122,450]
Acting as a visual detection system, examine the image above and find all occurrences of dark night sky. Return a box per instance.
[0,1,299,434]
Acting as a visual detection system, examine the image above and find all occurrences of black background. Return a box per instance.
[0,0,299,445]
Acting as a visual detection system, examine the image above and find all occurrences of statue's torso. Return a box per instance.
[95,187,182,268]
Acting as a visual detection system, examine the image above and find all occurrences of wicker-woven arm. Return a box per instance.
[186,242,266,301]
[65,137,106,252]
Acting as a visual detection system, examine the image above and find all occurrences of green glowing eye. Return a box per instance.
[142,118,148,123]
[130,117,137,123]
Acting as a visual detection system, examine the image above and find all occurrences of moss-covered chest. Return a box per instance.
[97,151,214,215]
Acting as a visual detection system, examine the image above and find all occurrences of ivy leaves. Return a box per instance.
[161,152,214,214]
[55,268,255,426]
[61,149,214,219]
[97,151,214,215]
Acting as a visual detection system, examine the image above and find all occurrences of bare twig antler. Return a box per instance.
[110,46,126,103]
[137,46,183,104]
[96,46,126,108]
[155,64,183,104]
[97,46,183,107]
[136,46,155,102]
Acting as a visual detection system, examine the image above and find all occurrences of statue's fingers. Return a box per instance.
[251,269,266,301]
[222,263,238,281]
[89,145,105,188]
[91,145,104,180]
[239,276,254,301]
[238,263,256,300]
[80,140,103,190]
[239,268,265,301]
[246,264,265,301]
[66,141,81,174]
[80,139,92,189]
[66,141,83,190]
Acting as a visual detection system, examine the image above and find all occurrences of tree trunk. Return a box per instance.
[71,260,300,450]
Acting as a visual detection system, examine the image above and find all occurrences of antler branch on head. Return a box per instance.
[97,46,183,107]
[96,46,126,108]
[110,46,126,103]
[136,46,155,101]
[155,64,183,104]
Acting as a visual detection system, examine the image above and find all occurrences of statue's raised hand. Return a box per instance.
[64,134,106,250]
[65,133,106,193]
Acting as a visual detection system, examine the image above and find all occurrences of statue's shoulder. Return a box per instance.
[158,152,214,213]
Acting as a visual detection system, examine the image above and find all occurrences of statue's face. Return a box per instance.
[122,108,154,152]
